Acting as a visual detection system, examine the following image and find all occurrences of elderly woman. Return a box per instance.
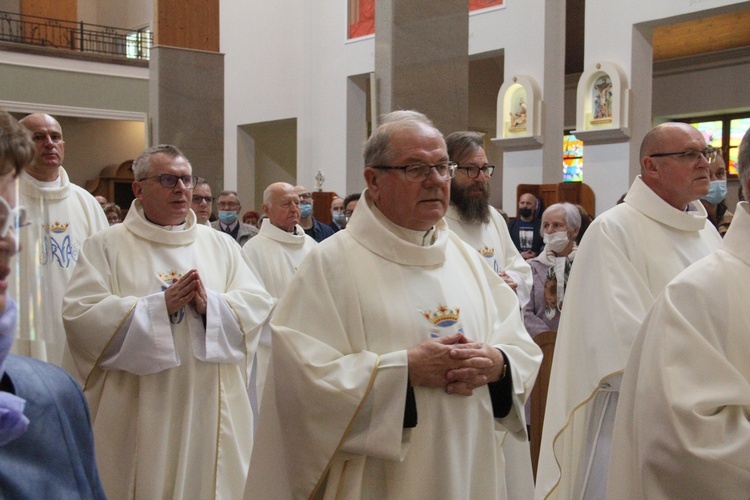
[523,202,581,336]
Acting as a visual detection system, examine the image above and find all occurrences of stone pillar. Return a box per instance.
[374,0,468,134]
[150,0,223,190]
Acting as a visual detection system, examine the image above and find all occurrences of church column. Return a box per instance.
[150,0,223,189]
[374,0,468,134]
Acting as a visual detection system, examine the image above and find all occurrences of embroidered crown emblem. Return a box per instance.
[157,269,184,286]
[422,305,460,327]
[479,246,495,258]
[47,221,69,234]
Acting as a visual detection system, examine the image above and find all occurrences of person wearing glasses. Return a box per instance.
[443,130,535,498]
[211,190,258,245]
[62,144,274,499]
[190,178,214,225]
[536,122,723,499]
[11,113,108,368]
[246,111,542,499]
[607,127,750,498]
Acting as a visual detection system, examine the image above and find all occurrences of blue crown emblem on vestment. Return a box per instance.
[479,246,494,258]
[47,221,69,233]
[158,269,184,287]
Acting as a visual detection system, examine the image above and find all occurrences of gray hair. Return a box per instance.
[364,110,442,167]
[0,110,35,177]
[542,202,582,233]
[132,144,189,180]
[738,127,750,194]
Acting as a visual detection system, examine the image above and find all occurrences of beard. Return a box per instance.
[451,181,491,224]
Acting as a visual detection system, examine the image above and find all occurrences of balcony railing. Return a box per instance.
[0,10,152,60]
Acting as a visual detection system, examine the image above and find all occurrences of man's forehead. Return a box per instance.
[193,184,211,194]
[219,193,239,201]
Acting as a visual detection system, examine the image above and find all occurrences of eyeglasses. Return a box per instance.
[31,132,63,144]
[457,164,495,178]
[217,202,240,210]
[648,147,720,164]
[139,174,199,189]
[0,196,29,238]
[192,195,214,204]
[373,162,457,182]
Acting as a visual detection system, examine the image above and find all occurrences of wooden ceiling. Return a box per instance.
[565,1,750,74]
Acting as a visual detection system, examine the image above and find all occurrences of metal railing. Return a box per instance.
[0,10,152,60]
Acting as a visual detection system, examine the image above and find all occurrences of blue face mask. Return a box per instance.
[702,179,727,205]
[300,203,313,218]
[332,212,346,225]
[218,210,238,224]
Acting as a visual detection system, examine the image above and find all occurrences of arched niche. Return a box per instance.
[492,75,542,150]
[572,62,630,142]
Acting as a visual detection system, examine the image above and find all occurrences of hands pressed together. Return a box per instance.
[406,333,506,396]
[164,269,207,316]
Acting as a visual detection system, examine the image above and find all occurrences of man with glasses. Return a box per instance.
[211,190,258,245]
[607,127,750,498]
[444,131,534,498]
[190,178,214,225]
[247,111,541,498]
[62,144,274,499]
[536,122,722,499]
[11,114,108,367]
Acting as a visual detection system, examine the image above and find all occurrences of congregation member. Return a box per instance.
[523,202,580,336]
[243,209,260,227]
[295,185,334,242]
[0,110,105,498]
[443,130,535,500]
[700,153,733,236]
[607,127,750,498]
[246,111,541,498]
[329,195,346,232]
[508,192,543,259]
[12,113,108,367]
[211,189,258,244]
[242,181,317,406]
[94,195,108,208]
[535,122,723,499]
[344,191,360,223]
[62,144,274,499]
[190,178,213,225]
[103,202,122,225]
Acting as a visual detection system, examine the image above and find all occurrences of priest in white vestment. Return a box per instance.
[62,145,274,499]
[242,181,316,406]
[11,114,108,367]
[246,112,542,499]
[535,123,722,499]
[607,130,750,498]
[444,130,535,498]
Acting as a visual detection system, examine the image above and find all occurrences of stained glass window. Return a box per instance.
[563,133,583,182]
[686,115,750,176]
[729,118,750,176]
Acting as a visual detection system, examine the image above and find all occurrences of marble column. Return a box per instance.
[374,0,468,134]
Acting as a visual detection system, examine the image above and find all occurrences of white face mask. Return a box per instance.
[543,231,569,253]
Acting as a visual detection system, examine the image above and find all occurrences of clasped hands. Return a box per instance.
[407,333,505,396]
[164,269,207,316]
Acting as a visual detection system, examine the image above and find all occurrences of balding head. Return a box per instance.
[264,182,301,232]
[19,113,65,181]
[639,122,711,210]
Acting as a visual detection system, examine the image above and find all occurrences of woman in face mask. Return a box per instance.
[700,155,733,237]
[522,202,581,336]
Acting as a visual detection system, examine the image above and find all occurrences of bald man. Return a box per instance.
[535,122,723,499]
[242,182,317,406]
[12,114,107,368]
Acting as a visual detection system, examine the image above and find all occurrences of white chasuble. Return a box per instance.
[12,168,108,366]
[445,204,535,498]
[242,220,316,407]
[445,204,532,308]
[246,190,542,499]
[608,201,750,499]
[63,201,274,499]
[535,176,721,499]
